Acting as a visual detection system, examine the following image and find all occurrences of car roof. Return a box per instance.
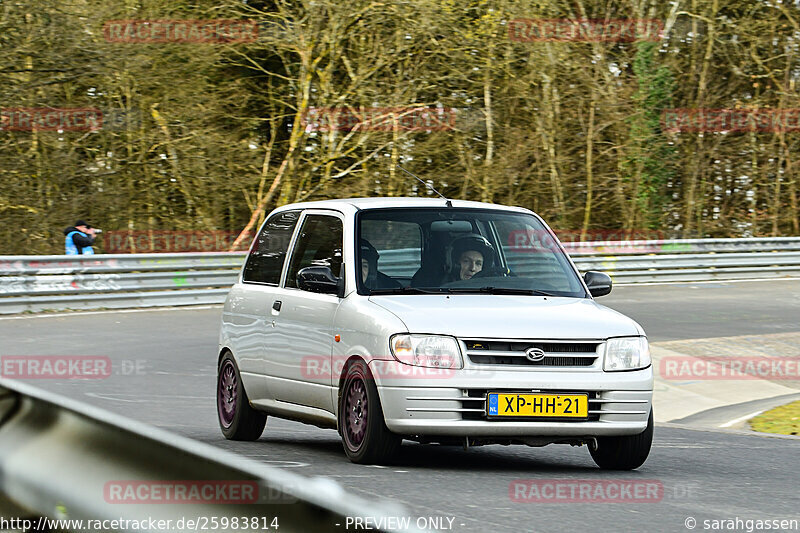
[277,197,533,214]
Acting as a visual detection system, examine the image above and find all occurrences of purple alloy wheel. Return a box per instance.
[218,360,237,428]
[344,377,368,450]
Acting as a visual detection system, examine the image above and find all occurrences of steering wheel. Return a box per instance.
[473,266,512,278]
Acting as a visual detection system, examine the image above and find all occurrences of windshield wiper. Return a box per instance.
[368,286,444,295]
[444,287,556,297]
[369,286,557,296]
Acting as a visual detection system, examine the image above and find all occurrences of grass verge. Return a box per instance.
[749,400,800,436]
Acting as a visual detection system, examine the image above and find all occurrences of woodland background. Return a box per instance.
[2,0,800,254]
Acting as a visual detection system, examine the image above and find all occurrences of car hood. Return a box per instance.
[368,295,642,339]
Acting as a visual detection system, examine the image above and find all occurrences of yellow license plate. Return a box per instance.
[487,393,588,418]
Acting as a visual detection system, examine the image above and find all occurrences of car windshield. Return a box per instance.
[356,207,587,298]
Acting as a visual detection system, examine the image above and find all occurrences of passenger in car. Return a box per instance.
[360,239,402,289]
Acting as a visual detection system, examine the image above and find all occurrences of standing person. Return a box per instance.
[63,220,98,255]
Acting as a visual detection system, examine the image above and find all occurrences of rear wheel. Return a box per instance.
[589,409,653,470]
[339,360,401,464]
[217,352,266,440]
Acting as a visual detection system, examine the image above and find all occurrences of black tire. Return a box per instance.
[339,359,401,464]
[217,352,266,441]
[590,409,654,470]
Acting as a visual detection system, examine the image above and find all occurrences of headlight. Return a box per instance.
[390,334,463,369]
[604,337,651,371]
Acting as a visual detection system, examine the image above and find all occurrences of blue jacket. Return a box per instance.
[64,227,95,255]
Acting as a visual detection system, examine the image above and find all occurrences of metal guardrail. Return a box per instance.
[0,238,798,314]
[562,236,800,255]
[0,377,421,533]
[0,253,246,314]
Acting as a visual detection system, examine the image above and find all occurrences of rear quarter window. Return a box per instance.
[242,210,300,284]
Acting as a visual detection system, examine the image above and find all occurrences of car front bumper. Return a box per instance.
[369,360,653,438]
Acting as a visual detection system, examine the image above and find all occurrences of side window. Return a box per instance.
[285,214,343,290]
[242,210,300,284]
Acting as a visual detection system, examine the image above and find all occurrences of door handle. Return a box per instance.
[272,300,282,312]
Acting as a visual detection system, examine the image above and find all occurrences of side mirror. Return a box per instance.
[584,271,612,297]
[297,266,343,296]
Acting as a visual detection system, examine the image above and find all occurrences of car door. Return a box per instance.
[231,210,300,401]
[264,210,344,411]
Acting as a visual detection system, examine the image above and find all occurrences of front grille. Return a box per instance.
[462,339,601,367]
[404,390,649,421]
[461,389,489,420]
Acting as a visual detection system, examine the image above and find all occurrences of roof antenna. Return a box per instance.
[397,164,452,207]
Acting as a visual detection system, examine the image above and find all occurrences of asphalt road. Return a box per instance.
[603,279,800,341]
[1,280,799,533]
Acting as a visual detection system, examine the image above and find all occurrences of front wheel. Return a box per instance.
[589,409,653,470]
[217,352,266,441]
[339,360,401,464]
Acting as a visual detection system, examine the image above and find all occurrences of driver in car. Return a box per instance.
[445,234,497,282]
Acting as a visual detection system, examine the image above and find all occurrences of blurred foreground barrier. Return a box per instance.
[0,378,421,533]
[0,238,798,314]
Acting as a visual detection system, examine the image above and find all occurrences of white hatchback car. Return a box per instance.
[217,198,653,469]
